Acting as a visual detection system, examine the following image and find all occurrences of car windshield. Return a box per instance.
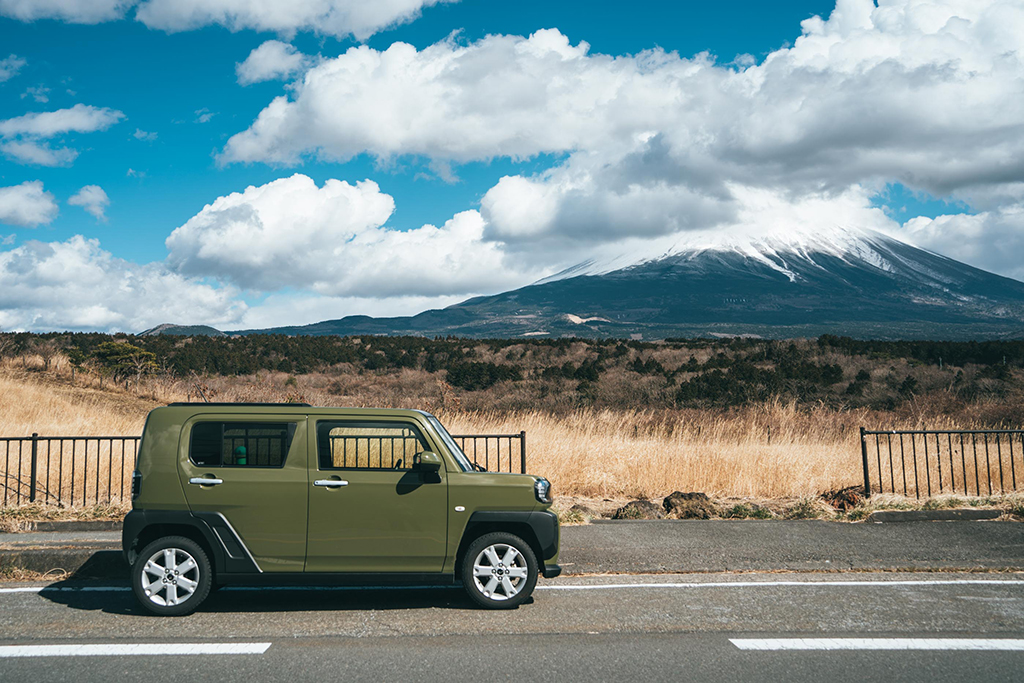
[426,415,474,472]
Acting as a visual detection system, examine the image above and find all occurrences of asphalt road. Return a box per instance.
[567,519,1024,572]
[5,519,1024,575]
[2,574,1024,682]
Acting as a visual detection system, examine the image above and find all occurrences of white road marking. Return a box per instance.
[0,643,271,658]
[732,638,1024,651]
[539,580,1024,590]
[1,579,1023,595]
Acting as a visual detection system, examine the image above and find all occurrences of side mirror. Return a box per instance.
[414,451,443,472]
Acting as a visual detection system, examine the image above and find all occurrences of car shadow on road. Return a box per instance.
[39,582,532,615]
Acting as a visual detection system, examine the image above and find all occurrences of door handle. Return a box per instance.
[189,477,223,486]
[314,479,349,488]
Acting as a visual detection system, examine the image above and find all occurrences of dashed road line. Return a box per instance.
[731,638,1024,651]
[0,643,272,658]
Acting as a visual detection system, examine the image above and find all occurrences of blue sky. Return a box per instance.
[0,0,1021,332]
[1,0,844,262]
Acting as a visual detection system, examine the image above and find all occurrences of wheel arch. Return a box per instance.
[454,511,556,578]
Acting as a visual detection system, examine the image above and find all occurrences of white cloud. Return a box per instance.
[165,174,543,297]
[135,0,450,40]
[1,0,451,39]
[21,85,49,102]
[220,2,1024,271]
[133,127,157,141]
[0,181,59,227]
[0,0,132,23]
[0,104,125,137]
[68,185,110,221]
[901,203,1024,281]
[236,40,310,85]
[0,235,246,333]
[194,108,215,123]
[0,103,124,166]
[0,54,26,83]
[1,140,78,166]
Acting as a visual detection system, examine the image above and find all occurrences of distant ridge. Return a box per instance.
[139,323,227,337]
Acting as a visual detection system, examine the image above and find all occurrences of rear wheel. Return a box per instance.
[131,536,212,616]
[461,532,538,609]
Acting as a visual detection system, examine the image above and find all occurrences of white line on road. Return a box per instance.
[1,579,1023,595]
[539,580,1024,590]
[0,643,272,658]
[732,638,1024,651]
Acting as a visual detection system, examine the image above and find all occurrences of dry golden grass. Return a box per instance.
[0,363,998,503]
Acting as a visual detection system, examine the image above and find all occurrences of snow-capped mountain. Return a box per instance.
[537,226,950,286]
[225,226,1024,340]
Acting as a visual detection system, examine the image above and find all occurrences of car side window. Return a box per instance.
[317,421,428,470]
[189,422,296,468]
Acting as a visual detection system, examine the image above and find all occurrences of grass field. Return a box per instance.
[3,357,1002,506]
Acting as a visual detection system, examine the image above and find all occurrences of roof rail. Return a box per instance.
[167,402,313,407]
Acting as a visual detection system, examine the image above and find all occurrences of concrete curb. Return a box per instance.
[27,520,123,533]
[1,549,126,579]
[865,509,1004,523]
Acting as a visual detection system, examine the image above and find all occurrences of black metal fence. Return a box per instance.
[861,428,1024,498]
[452,432,527,474]
[1,435,140,507]
[1,431,526,507]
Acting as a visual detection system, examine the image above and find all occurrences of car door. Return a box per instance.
[178,415,308,572]
[305,418,448,573]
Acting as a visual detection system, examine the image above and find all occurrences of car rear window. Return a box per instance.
[189,422,296,468]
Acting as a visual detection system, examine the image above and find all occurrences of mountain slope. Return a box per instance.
[225,227,1024,341]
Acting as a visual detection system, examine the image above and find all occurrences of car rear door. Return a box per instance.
[178,415,308,572]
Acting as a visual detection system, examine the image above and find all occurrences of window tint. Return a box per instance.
[189,422,296,468]
[317,421,428,470]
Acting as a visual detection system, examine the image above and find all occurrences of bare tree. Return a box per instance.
[29,338,61,371]
[0,333,14,362]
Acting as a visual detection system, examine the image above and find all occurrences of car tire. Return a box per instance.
[131,536,212,616]
[461,532,538,609]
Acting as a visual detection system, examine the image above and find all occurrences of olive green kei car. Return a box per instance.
[123,403,560,616]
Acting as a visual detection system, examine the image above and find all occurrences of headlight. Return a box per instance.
[534,478,552,504]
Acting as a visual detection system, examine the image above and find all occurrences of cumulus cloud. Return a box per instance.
[0,181,59,227]
[0,235,247,332]
[0,0,132,23]
[0,103,124,166]
[133,128,157,141]
[68,185,110,221]
[902,203,1024,281]
[236,40,310,85]
[0,54,26,83]
[1,0,451,39]
[165,174,543,297]
[219,2,1024,272]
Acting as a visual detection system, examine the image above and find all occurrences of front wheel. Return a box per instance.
[461,532,538,609]
[131,536,212,616]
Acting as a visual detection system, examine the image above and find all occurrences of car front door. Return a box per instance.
[305,418,448,573]
[178,415,308,572]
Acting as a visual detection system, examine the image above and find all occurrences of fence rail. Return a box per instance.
[861,428,1024,498]
[1,431,526,507]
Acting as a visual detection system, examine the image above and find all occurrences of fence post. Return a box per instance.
[29,433,39,503]
[520,430,527,474]
[860,427,871,498]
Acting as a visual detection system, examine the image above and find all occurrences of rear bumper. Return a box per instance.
[542,564,562,579]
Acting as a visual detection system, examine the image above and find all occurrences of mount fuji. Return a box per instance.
[225,226,1024,340]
